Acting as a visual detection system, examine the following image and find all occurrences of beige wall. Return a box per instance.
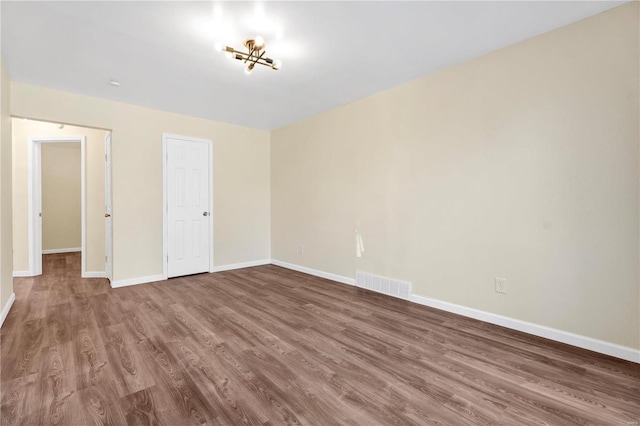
[272,3,639,349]
[12,120,107,272]
[41,144,81,251]
[11,84,271,281]
[271,114,356,278]
[0,61,13,310]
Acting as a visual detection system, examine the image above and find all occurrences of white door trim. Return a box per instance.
[28,136,86,276]
[162,133,214,280]
[104,131,113,281]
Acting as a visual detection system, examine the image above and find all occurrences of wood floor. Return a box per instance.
[1,253,638,425]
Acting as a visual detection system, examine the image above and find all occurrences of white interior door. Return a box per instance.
[166,136,211,278]
[105,132,113,281]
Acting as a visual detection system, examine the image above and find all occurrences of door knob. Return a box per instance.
[203,212,209,216]
[105,213,111,218]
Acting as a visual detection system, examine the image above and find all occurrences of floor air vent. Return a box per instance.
[355,271,412,300]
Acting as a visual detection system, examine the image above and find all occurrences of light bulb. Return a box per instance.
[225,51,233,59]
[214,41,223,52]
[245,63,255,74]
[254,36,264,49]
[272,59,282,70]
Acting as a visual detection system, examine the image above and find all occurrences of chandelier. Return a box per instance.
[215,36,281,74]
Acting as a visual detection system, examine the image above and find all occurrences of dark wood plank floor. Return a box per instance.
[1,253,639,425]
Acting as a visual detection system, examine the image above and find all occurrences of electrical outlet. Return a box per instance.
[495,277,507,294]
[298,245,304,255]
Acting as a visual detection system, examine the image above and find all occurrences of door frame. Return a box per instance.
[161,133,214,280]
[104,131,113,281]
[28,136,86,276]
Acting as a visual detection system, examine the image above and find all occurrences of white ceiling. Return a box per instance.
[1,1,626,130]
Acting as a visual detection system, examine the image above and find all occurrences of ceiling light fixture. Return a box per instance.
[215,37,281,73]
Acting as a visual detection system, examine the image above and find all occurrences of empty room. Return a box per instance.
[0,1,638,425]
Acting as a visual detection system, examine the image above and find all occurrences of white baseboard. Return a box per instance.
[13,271,33,277]
[42,247,81,254]
[0,293,16,328]
[410,294,639,364]
[100,258,640,363]
[271,259,355,286]
[82,271,106,278]
[111,274,164,289]
[211,259,271,273]
[111,259,272,288]
[266,260,638,363]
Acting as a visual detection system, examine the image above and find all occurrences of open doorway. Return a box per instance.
[41,142,82,259]
[11,118,112,280]
[32,137,85,276]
